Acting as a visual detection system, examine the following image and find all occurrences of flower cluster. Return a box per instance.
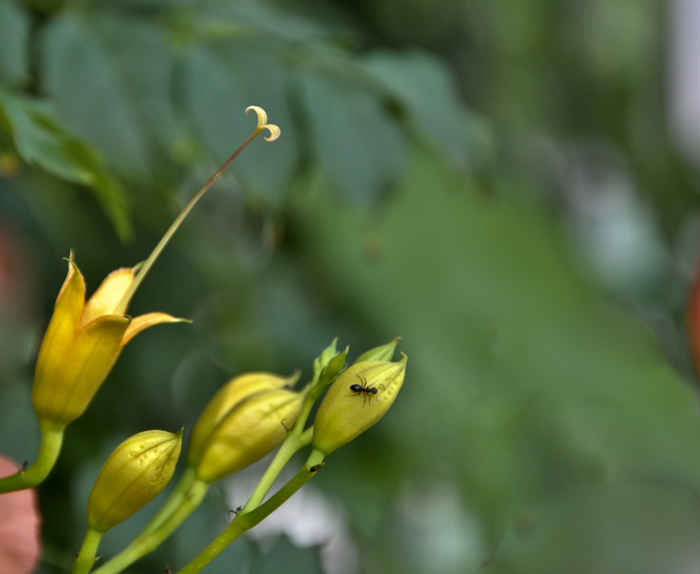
[0,107,407,574]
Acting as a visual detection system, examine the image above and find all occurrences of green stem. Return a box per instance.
[138,466,197,539]
[72,528,103,574]
[0,426,64,494]
[242,427,313,512]
[114,128,262,315]
[241,381,318,513]
[176,450,325,574]
[93,479,208,574]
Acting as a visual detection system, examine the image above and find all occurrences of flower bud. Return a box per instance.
[312,354,407,456]
[195,389,304,484]
[186,372,298,466]
[87,430,182,533]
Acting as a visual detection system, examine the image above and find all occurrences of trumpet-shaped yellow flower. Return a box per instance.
[31,256,186,430]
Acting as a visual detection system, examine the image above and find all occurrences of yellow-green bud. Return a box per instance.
[312,354,407,456]
[187,372,298,466]
[87,429,182,533]
[195,388,304,484]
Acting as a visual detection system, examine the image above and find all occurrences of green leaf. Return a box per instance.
[0,89,132,239]
[0,0,30,88]
[38,12,152,178]
[300,68,408,204]
[361,50,494,172]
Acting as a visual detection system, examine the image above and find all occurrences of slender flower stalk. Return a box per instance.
[115,107,280,315]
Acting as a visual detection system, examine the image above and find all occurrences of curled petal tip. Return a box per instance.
[245,106,281,142]
[263,124,281,142]
[245,106,268,128]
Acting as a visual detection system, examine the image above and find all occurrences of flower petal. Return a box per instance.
[33,315,130,427]
[121,313,189,346]
[81,267,134,326]
[0,456,41,574]
[32,260,86,416]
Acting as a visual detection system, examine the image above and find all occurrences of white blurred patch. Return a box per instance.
[390,477,483,574]
[563,147,668,293]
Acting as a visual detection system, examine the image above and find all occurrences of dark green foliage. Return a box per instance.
[1,1,699,573]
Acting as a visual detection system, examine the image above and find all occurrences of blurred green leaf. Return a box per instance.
[38,12,152,179]
[0,0,30,88]
[491,484,700,574]
[289,144,700,564]
[361,50,493,172]
[300,67,408,204]
[0,89,132,238]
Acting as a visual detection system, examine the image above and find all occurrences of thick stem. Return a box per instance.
[72,528,103,574]
[92,479,208,574]
[175,450,325,574]
[0,426,64,494]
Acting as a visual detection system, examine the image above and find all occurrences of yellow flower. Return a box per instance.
[31,256,186,430]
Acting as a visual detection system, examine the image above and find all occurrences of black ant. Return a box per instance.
[349,375,381,404]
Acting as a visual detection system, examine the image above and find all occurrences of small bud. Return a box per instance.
[186,372,299,466]
[87,430,183,533]
[312,354,407,456]
[195,389,304,484]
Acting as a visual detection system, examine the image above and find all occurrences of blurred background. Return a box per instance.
[2,0,700,573]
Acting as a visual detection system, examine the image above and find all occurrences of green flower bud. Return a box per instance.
[87,429,182,533]
[312,354,407,456]
[195,388,304,484]
[187,372,298,466]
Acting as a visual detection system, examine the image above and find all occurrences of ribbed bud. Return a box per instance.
[187,372,298,466]
[312,354,407,456]
[87,430,183,533]
[194,389,304,484]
